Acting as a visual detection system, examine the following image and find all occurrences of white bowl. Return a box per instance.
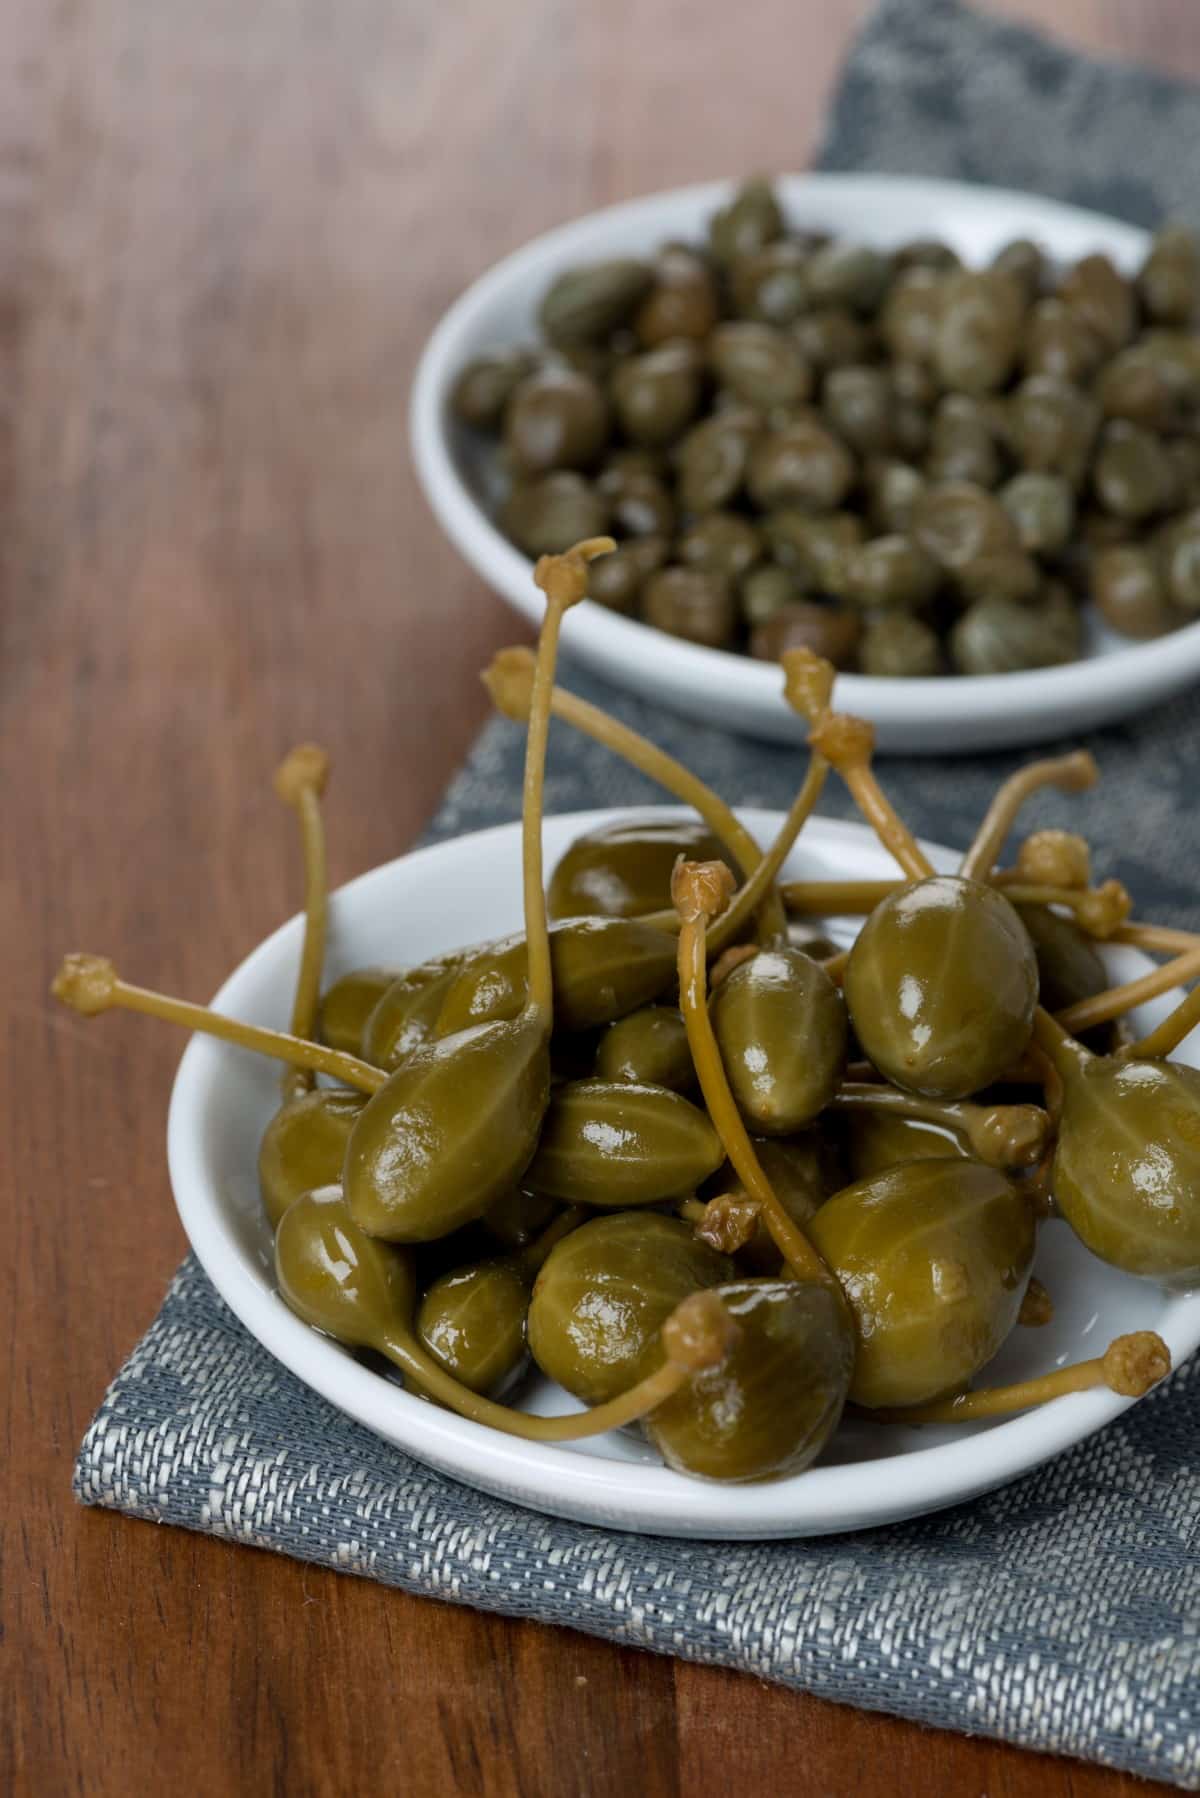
[168,808,1200,1539]
[410,173,1200,753]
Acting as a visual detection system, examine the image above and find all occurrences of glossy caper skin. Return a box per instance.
[934,269,1025,394]
[910,481,1021,576]
[1139,225,1200,326]
[709,179,783,267]
[793,307,873,371]
[500,473,608,558]
[806,241,889,314]
[822,365,893,455]
[729,239,810,325]
[585,536,667,614]
[810,1159,1035,1408]
[845,877,1039,1100]
[999,471,1075,556]
[1013,903,1107,1014]
[450,349,536,430]
[747,420,854,513]
[524,1078,724,1207]
[1093,421,1177,521]
[864,460,926,533]
[1007,376,1099,487]
[710,947,848,1134]
[344,1012,551,1242]
[739,563,800,626]
[276,1185,416,1348]
[841,1111,964,1183]
[879,266,942,364]
[504,367,609,476]
[1059,252,1136,354]
[478,1188,560,1252]
[363,953,466,1070]
[596,464,676,538]
[926,395,1001,488]
[635,245,720,346]
[316,966,399,1056]
[837,535,938,611]
[538,258,651,346]
[258,1090,368,1229]
[679,512,763,582]
[435,918,678,1037]
[612,343,703,447]
[594,1006,695,1093]
[763,508,862,585]
[750,601,861,669]
[641,565,737,649]
[950,585,1080,675]
[709,321,810,410]
[1093,546,1175,638]
[676,411,759,513]
[416,1258,531,1396]
[646,1278,855,1482]
[1053,1057,1200,1281]
[529,1211,733,1403]
[548,818,728,922]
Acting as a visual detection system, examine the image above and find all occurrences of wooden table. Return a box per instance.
[7,3,1198,1791]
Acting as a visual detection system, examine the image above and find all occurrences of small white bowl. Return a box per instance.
[410,174,1200,753]
[168,808,1200,1539]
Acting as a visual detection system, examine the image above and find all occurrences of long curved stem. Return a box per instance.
[1057,946,1200,1038]
[1114,922,1200,956]
[52,954,387,1093]
[959,752,1097,883]
[515,1205,587,1279]
[1119,979,1200,1061]
[275,747,330,1102]
[781,878,902,915]
[828,1084,1048,1169]
[870,1330,1169,1423]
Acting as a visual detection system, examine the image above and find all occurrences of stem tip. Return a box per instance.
[672,858,737,924]
[481,647,536,721]
[52,953,118,1015]
[1102,1331,1171,1398]
[534,537,617,610]
[661,1289,740,1372]
[273,743,330,807]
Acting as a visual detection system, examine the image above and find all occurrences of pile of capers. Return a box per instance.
[450,178,1200,674]
[57,545,1191,1485]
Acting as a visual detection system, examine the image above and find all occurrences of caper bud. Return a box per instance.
[859,611,943,676]
[991,237,1044,299]
[1092,545,1174,639]
[879,266,943,364]
[934,269,1025,394]
[586,536,668,614]
[641,565,737,648]
[501,472,609,557]
[1168,437,1200,507]
[925,394,1001,488]
[762,509,862,586]
[504,366,609,476]
[910,480,1021,573]
[999,471,1075,556]
[739,563,801,626]
[822,365,894,455]
[837,535,939,610]
[1058,252,1136,353]
[676,410,759,513]
[612,343,704,447]
[1139,224,1200,326]
[750,601,861,668]
[679,512,763,581]
[450,348,537,431]
[709,321,811,411]
[539,257,652,346]
[729,239,811,325]
[805,241,891,314]
[1008,375,1099,487]
[709,177,784,266]
[1021,297,1105,383]
[634,245,720,346]
[1096,348,1177,430]
[950,584,1081,674]
[1159,508,1200,613]
[792,308,874,371]
[864,459,926,533]
[747,419,855,513]
[895,238,960,273]
[1092,421,1177,520]
[595,465,676,538]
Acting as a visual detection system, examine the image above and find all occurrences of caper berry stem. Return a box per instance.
[514,1204,588,1278]
[1058,945,1200,1038]
[1000,880,1132,937]
[829,1083,1050,1169]
[1031,1004,1093,1077]
[51,953,387,1093]
[484,647,787,941]
[671,860,836,1288]
[378,1287,739,1442]
[274,744,331,1102]
[781,651,934,880]
[781,878,901,914]
[523,541,617,1023]
[958,751,1097,883]
[1118,974,1200,1061]
[871,1329,1170,1423]
[1114,921,1200,956]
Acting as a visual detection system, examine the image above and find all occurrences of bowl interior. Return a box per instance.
[168,808,1200,1536]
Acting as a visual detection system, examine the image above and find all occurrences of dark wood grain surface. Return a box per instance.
[6,4,1198,1793]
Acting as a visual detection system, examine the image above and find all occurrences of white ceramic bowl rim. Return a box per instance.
[410,173,1200,746]
[167,808,1200,1537]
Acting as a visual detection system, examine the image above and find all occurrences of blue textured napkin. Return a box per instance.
[77,1,1200,1785]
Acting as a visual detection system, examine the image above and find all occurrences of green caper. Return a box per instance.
[950,584,1081,674]
[612,343,704,446]
[709,320,811,410]
[925,394,1001,488]
[859,611,943,676]
[792,308,874,371]
[641,565,737,649]
[594,462,675,538]
[1096,348,1177,429]
[585,536,668,614]
[1139,225,1200,326]
[762,509,862,586]
[1021,297,1105,383]
[594,1005,695,1093]
[1168,438,1200,507]
[528,1211,733,1403]
[504,366,609,476]
[501,472,609,557]
[879,266,943,364]
[991,237,1044,299]
[363,953,466,1071]
[806,241,890,314]
[316,966,399,1056]
[1092,421,1177,520]
[479,1188,561,1252]
[679,512,763,581]
[864,459,926,533]
[524,1078,724,1206]
[539,258,652,346]
[934,269,1025,394]
[416,1258,531,1396]
[710,947,848,1133]
[837,535,939,610]
[822,365,893,455]
[750,601,861,668]
[896,239,960,273]
[841,1110,963,1182]
[910,480,1022,574]
[739,562,802,626]
[1092,545,1176,638]
[1158,508,1200,613]
[450,348,537,430]
[999,471,1075,556]
[634,244,720,346]
[676,411,759,513]
[258,1090,368,1229]
[1059,252,1136,354]
[729,239,811,324]
[709,178,784,267]
[1006,376,1100,487]
[746,419,855,513]
[548,816,728,921]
